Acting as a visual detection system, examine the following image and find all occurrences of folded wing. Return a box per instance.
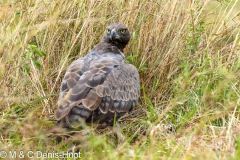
[56,54,140,127]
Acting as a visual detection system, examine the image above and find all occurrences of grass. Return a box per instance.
[0,0,240,159]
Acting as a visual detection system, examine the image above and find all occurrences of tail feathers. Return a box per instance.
[65,104,92,128]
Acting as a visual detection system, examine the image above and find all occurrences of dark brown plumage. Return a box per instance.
[56,24,140,128]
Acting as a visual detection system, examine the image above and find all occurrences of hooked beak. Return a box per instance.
[110,28,117,41]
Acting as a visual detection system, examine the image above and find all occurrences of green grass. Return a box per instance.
[0,0,240,159]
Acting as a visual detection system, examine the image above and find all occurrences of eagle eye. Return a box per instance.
[120,29,126,34]
[106,29,111,33]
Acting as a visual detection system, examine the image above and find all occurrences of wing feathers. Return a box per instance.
[82,89,102,110]
[86,74,106,87]
[56,90,77,120]
[99,96,113,113]
[56,52,140,126]
[69,87,90,101]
